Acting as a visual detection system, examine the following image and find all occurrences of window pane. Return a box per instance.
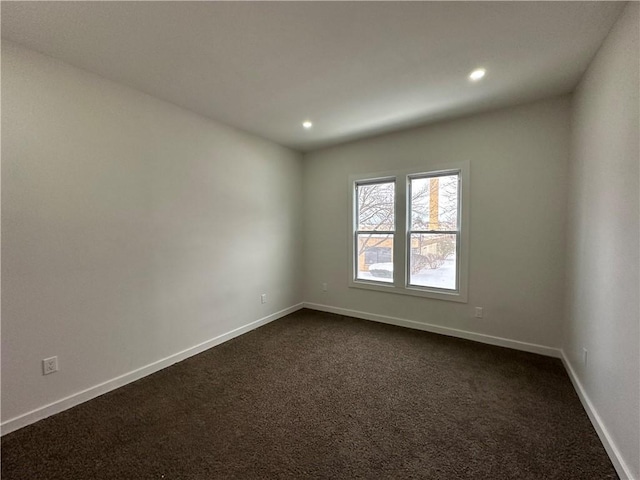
[410,174,458,231]
[409,234,456,290]
[357,182,395,231]
[356,233,393,282]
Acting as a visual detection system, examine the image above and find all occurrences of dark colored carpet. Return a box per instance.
[2,309,617,479]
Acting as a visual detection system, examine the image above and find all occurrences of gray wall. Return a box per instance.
[565,3,640,478]
[302,97,571,349]
[1,42,303,423]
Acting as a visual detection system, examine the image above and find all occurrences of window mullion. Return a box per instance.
[394,175,407,288]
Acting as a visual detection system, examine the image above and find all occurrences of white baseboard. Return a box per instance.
[1,303,304,436]
[5,302,632,480]
[560,351,636,480]
[303,302,561,358]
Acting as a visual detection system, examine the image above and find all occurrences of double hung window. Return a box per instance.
[355,180,395,283]
[350,163,468,302]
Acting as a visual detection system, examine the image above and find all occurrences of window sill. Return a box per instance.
[349,279,468,303]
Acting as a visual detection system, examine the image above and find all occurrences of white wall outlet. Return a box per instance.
[474,307,484,319]
[260,293,267,304]
[43,356,58,375]
[322,282,328,292]
[583,348,588,366]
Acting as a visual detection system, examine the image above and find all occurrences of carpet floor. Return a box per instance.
[2,309,617,479]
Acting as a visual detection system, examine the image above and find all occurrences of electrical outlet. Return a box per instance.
[583,348,588,366]
[322,282,328,292]
[474,307,484,319]
[260,293,267,304]
[43,356,58,375]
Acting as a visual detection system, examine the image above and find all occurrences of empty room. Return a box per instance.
[1,1,638,479]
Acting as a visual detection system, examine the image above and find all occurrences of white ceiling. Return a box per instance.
[1,1,625,151]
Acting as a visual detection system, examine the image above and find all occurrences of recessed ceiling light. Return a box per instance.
[302,121,313,129]
[469,68,486,81]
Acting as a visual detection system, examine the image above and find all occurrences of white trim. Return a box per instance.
[0,303,304,436]
[347,280,469,303]
[348,161,470,303]
[560,350,636,480]
[303,302,560,358]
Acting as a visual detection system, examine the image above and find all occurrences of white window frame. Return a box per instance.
[349,161,469,303]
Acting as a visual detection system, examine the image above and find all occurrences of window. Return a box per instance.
[408,173,459,290]
[355,180,395,283]
[349,163,469,302]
